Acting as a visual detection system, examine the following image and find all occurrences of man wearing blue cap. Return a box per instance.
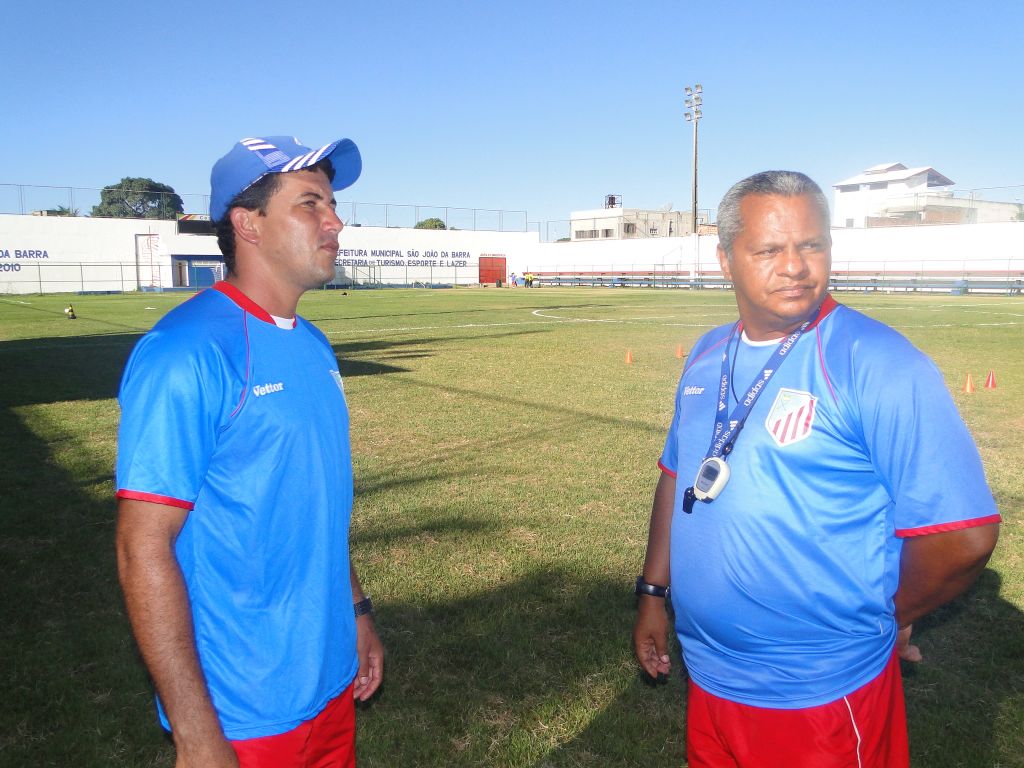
[115,135,382,767]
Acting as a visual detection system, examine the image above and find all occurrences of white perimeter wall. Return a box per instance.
[334,226,539,285]
[1,213,1022,294]
[0,214,221,294]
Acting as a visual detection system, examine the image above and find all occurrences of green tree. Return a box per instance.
[414,217,446,230]
[48,206,80,217]
[91,177,184,220]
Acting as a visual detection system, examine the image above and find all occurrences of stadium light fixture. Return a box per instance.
[684,83,704,235]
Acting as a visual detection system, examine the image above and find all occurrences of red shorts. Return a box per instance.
[686,651,909,768]
[231,683,356,768]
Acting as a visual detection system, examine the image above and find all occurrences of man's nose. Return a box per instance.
[324,208,343,235]
[777,246,809,277]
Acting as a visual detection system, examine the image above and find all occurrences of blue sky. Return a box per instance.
[4,1,1022,228]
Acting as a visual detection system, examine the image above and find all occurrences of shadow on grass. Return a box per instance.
[536,566,1024,768]
[0,402,173,766]
[331,328,552,377]
[351,513,501,548]
[356,567,687,767]
[0,332,140,407]
[902,568,1024,767]
[384,376,669,435]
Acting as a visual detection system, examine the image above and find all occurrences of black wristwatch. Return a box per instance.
[635,575,670,599]
[354,596,374,617]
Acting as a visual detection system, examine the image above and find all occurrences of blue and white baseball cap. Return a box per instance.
[210,135,361,221]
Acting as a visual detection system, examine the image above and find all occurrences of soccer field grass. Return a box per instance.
[1,287,1022,766]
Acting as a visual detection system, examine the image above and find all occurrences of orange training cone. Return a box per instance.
[675,344,684,359]
[962,374,976,394]
[984,370,997,389]
[625,350,634,365]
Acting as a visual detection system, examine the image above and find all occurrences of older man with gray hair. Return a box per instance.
[633,170,999,767]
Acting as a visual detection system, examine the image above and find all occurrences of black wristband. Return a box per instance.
[635,575,670,599]
[354,596,374,617]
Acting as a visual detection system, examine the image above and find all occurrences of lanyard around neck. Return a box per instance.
[706,313,816,460]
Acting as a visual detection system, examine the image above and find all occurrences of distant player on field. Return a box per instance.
[116,135,383,767]
[633,170,1000,767]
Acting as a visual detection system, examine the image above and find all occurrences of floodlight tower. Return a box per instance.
[684,84,703,235]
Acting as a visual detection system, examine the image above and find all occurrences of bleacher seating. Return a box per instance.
[529,269,1024,295]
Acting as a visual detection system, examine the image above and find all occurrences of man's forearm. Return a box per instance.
[641,472,676,585]
[633,471,676,679]
[894,523,999,627]
[116,504,228,758]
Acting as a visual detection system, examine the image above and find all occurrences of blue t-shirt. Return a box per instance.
[116,282,358,739]
[659,296,999,708]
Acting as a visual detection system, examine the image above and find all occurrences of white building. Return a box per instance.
[568,197,708,241]
[834,163,1023,227]
[834,163,954,228]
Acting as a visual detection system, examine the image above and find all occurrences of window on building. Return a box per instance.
[649,226,659,235]
[574,229,599,239]
[624,223,637,235]
[602,228,614,238]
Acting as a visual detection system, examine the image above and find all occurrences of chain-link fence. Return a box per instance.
[0,259,487,294]
[0,184,210,221]
[335,201,527,232]
[3,256,1023,296]
[0,183,529,232]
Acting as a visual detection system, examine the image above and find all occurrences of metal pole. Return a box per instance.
[691,118,699,235]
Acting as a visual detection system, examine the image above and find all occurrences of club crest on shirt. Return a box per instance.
[330,370,344,393]
[765,388,816,447]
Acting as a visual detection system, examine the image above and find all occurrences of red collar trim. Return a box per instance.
[737,294,838,338]
[808,293,838,331]
[212,281,274,324]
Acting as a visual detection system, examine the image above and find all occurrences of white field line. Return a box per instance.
[321,302,1023,337]
[5,299,1020,347]
[888,322,1022,328]
[531,307,733,326]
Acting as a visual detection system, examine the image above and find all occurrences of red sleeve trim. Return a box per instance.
[212,281,275,324]
[896,513,1001,538]
[116,489,195,511]
[657,459,677,478]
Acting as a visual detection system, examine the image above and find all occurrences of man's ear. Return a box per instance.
[717,246,732,280]
[231,207,261,247]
